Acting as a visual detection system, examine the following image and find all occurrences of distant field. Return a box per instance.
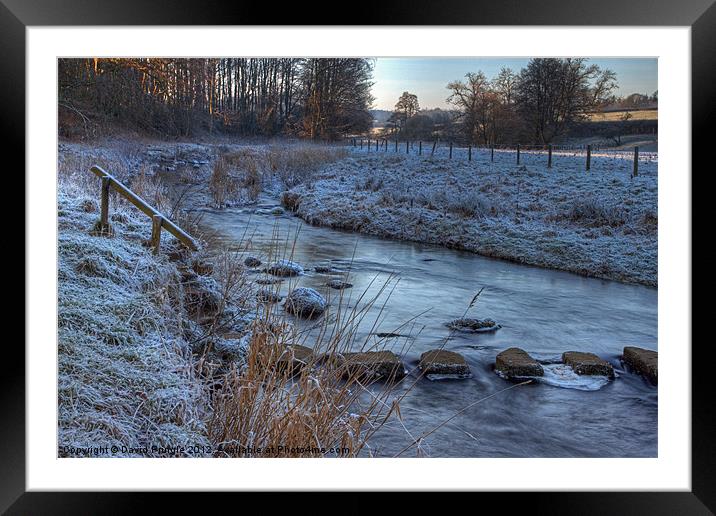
[588,109,658,122]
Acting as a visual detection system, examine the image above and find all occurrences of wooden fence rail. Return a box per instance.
[90,165,198,253]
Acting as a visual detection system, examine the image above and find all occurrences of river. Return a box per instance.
[185,191,657,458]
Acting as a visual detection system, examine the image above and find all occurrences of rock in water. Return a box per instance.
[314,265,336,273]
[622,346,657,385]
[562,351,615,378]
[244,256,262,268]
[495,348,544,378]
[339,351,406,381]
[266,259,304,277]
[284,287,326,319]
[255,276,283,285]
[419,349,471,380]
[446,318,501,333]
[256,288,282,304]
[270,206,285,215]
[276,344,314,374]
[327,279,353,290]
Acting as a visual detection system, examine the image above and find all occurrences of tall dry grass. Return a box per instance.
[207,225,412,457]
[209,157,239,208]
[215,144,349,204]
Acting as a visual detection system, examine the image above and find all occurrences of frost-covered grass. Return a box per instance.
[57,171,212,456]
[284,147,658,286]
[57,139,406,457]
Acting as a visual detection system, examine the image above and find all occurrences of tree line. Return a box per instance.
[58,58,374,139]
[383,58,641,145]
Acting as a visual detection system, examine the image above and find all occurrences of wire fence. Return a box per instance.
[346,137,658,176]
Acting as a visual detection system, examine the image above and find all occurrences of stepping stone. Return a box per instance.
[495,347,544,378]
[340,351,406,381]
[276,344,314,374]
[622,346,658,385]
[562,351,615,378]
[419,349,471,380]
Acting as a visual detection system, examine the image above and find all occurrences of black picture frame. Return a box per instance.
[5,0,708,511]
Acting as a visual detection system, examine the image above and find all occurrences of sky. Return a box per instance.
[371,57,657,110]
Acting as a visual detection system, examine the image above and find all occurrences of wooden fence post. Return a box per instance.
[367,138,370,151]
[633,146,639,177]
[375,139,378,151]
[151,215,163,255]
[449,142,453,159]
[431,140,437,156]
[516,144,520,165]
[360,139,363,149]
[491,146,494,162]
[468,145,472,161]
[419,141,422,155]
[548,144,552,168]
[586,144,592,171]
[395,139,398,152]
[100,176,111,229]
[406,140,409,154]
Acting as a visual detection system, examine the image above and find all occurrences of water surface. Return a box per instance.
[190,196,657,458]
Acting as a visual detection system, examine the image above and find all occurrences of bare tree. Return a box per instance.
[514,58,617,143]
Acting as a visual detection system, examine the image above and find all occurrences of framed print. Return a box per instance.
[6,0,710,511]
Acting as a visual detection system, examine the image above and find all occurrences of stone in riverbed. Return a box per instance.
[339,350,406,381]
[495,348,544,378]
[265,259,304,277]
[255,276,283,285]
[419,349,471,380]
[314,265,337,273]
[284,287,327,319]
[256,288,282,304]
[622,346,657,385]
[446,318,501,333]
[276,344,314,374]
[244,256,262,268]
[327,279,353,290]
[562,351,615,378]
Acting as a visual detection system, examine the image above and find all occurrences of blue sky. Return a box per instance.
[371,57,657,110]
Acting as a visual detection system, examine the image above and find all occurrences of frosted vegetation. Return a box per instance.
[57,143,405,457]
[285,148,657,286]
[58,171,212,456]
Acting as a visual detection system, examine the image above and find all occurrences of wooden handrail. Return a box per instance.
[90,165,198,252]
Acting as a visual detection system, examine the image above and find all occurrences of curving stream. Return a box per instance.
[188,193,657,458]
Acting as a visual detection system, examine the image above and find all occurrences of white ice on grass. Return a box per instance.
[286,147,658,286]
[57,170,213,457]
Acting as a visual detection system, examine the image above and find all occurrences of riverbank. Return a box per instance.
[58,169,215,456]
[283,148,657,287]
[57,142,401,457]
